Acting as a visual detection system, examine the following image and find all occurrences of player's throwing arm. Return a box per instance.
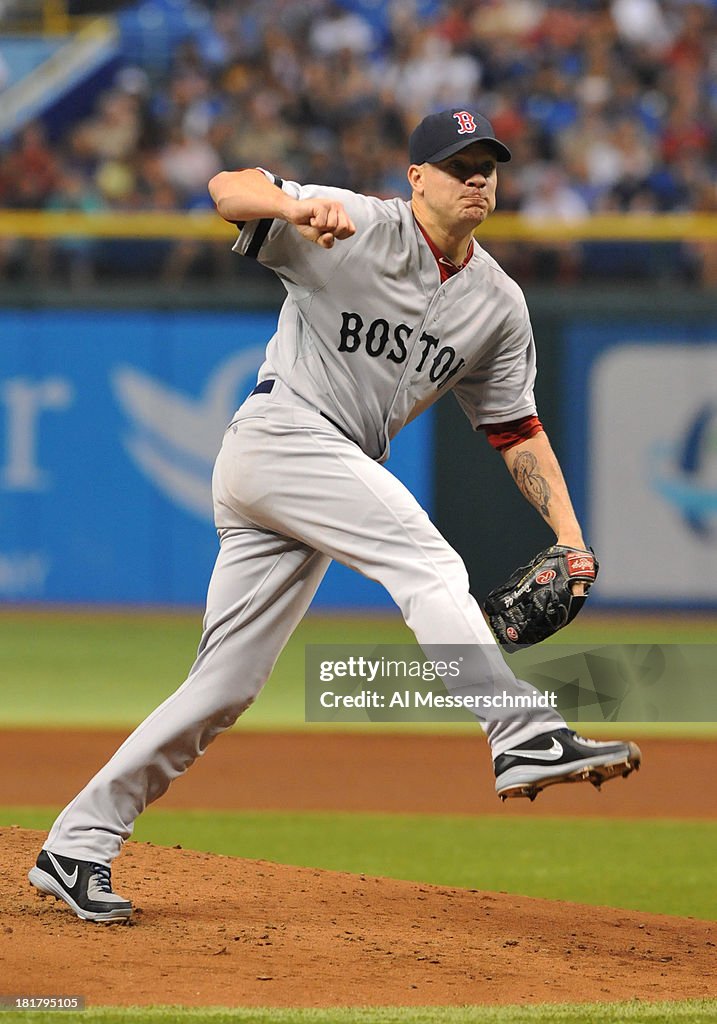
[209,169,356,249]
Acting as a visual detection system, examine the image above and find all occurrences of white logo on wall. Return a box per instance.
[0,376,73,596]
[1,377,74,491]
[112,349,264,522]
[591,344,717,602]
[650,402,717,538]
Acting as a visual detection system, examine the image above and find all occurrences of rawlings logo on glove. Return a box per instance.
[483,545,599,651]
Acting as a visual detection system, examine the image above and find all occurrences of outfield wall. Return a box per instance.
[0,307,431,607]
[1,288,716,609]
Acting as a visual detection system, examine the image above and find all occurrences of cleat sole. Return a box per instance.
[497,743,642,801]
[28,866,132,923]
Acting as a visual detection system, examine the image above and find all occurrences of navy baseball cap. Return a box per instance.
[409,108,512,165]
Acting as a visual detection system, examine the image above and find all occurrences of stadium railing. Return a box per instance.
[0,210,716,241]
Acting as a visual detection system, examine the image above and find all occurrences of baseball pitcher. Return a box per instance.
[29,109,640,922]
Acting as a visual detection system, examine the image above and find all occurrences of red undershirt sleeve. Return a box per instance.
[482,414,544,451]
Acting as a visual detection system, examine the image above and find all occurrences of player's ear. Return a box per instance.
[407,163,425,195]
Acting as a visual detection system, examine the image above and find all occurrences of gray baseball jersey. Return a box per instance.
[42,171,566,870]
[233,170,537,461]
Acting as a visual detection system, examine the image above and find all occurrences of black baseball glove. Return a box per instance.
[483,545,599,650]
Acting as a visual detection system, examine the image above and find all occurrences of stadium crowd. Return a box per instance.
[1,0,716,285]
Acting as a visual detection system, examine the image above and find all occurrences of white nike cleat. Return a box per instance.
[28,850,132,922]
[493,728,641,801]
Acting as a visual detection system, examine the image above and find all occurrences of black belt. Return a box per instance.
[248,378,352,441]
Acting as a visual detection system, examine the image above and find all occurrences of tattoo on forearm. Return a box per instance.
[512,451,551,519]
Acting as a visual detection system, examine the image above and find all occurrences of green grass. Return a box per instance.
[7,806,716,920]
[0,611,412,729]
[1,609,716,734]
[1,1000,716,1024]
[568,615,717,645]
[5,615,715,1022]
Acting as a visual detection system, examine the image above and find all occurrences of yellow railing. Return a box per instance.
[0,211,229,240]
[42,0,71,36]
[2,0,81,35]
[476,214,717,242]
[2,210,717,241]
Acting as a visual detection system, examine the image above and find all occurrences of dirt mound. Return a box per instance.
[2,828,716,1008]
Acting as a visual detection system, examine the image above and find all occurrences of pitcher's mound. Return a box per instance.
[3,827,715,1008]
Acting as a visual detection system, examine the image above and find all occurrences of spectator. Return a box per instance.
[0,0,715,286]
[45,169,105,288]
[520,166,588,281]
[159,123,222,202]
[521,166,590,222]
[76,90,143,163]
[309,1,375,56]
[2,122,58,207]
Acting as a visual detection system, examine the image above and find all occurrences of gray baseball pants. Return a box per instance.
[46,388,566,864]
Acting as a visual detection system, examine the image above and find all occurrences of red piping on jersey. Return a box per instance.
[483,415,544,451]
[415,220,474,283]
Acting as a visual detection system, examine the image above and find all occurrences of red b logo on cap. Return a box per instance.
[453,111,477,135]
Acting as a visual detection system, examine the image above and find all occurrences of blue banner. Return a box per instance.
[0,309,432,607]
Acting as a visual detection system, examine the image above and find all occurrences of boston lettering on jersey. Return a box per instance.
[338,311,465,390]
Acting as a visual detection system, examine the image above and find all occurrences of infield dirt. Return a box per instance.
[3,826,717,1008]
[2,731,717,1008]
[1,730,715,818]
